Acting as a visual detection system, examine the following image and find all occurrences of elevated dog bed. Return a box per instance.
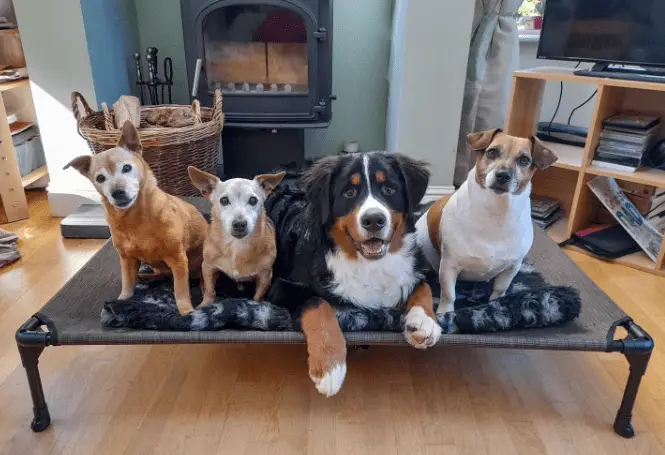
[16,200,652,438]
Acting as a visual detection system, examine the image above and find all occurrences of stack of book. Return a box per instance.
[531,195,562,229]
[592,113,661,173]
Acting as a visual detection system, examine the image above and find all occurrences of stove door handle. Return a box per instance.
[191,58,203,98]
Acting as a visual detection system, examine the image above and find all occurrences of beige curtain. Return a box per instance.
[453,0,522,186]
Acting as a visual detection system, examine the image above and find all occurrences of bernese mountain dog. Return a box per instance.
[265,152,442,397]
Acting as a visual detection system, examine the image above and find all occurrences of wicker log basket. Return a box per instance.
[72,89,223,197]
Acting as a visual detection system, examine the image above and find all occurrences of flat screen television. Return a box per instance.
[538,0,665,69]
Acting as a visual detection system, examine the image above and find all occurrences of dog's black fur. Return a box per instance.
[264,152,430,315]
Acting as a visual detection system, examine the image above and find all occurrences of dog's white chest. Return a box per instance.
[325,235,418,309]
[440,181,533,281]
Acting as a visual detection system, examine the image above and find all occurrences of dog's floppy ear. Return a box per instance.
[117,120,143,154]
[255,171,286,196]
[531,137,558,169]
[302,155,340,225]
[63,155,92,176]
[467,128,502,151]
[392,154,430,212]
[188,166,219,197]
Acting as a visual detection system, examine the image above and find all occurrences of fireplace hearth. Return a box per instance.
[181,0,333,177]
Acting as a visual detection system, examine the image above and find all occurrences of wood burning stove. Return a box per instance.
[181,0,333,127]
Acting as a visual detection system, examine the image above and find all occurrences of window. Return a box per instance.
[518,0,545,31]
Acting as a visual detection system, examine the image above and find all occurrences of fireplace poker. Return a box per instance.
[146,47,159,104]
[163,57,173,104]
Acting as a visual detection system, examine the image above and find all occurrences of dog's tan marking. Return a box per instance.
[375,171,386,183]
[388,211,406,253]
[188,166,218,197]
[329,206,362,260]
[255,171,286,195]
[469,130,556,193]
[426,196,450,255]
[406,282,436,319]
[351,173,361,185]
[301,300,346,387]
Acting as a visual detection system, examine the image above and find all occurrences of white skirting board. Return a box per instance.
[421,185,455,203]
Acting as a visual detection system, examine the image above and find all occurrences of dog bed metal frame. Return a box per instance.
[15,227,653,438]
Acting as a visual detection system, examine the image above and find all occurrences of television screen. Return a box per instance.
[538,0,665,67]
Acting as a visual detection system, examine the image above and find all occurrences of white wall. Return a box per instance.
[387,0,475,188]
[13,0,101,215]
[518,40,596,128]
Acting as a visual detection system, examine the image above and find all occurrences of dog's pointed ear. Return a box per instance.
[188,166,219,197]
[467,128,502,151]
[302,155,340,225]
[63,155,92,176]
[531,137,558,169]
[117,121,143,155]
[392,154,430,212]
[255,171,286,196]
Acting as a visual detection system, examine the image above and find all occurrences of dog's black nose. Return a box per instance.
[232,219,248,231]
[495,170,512,184]
[361,210,387,232]
[111,189,127,200]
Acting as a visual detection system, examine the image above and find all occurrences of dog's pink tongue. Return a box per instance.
[362,239,384,255]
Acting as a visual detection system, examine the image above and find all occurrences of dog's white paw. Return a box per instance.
[404,307,442,349]
[311,363,346,397]
[436,299,455,315]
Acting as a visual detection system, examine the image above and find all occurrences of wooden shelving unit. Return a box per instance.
[0,21,45,224]
[507,66,665,276]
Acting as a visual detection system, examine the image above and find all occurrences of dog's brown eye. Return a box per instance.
[485,148,499,160]
[248,196,258,206]
[220,197,230,206]
[122,164,132,173]
[381,185,395,196]
[95,174,106,184]
[518,156,531,167]
[343,187,357,199]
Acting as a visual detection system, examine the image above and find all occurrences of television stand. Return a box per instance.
[507,66,665,277]
[575,63,665,84]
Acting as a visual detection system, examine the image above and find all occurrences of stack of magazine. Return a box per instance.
[592,113,661,173]
[531,195,562,230]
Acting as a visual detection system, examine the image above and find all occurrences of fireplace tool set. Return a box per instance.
[134,47,174,105]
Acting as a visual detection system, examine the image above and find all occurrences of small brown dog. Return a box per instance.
[188,166,285,305]
[65,121,208,315]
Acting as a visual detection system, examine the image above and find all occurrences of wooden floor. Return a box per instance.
[1,191,664,455]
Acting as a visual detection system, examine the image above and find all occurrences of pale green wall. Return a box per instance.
[133,0,392,156]
[134,0,189,104]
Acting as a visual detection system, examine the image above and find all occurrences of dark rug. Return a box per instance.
[101,261,580,334]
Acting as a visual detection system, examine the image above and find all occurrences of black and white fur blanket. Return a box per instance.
[101,261,580,334]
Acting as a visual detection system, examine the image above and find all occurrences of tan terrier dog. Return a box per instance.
[188,166,285,305]
[65,121,208,315]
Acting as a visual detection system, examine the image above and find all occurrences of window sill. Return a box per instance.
[519,30,540,42]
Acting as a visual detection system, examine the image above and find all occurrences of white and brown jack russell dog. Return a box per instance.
[415,129,558,314]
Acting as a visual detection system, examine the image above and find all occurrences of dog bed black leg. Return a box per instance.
[18,344,51,432]
[614,350,651,438]
[16,315,54,433]
[610,320,653,439]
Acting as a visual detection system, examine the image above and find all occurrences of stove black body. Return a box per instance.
[180,0,334,178]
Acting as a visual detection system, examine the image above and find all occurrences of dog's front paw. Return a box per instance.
[404,307,442,349]
[117,291,134,300]
[310,363,347,397]
[176,300,194,316]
